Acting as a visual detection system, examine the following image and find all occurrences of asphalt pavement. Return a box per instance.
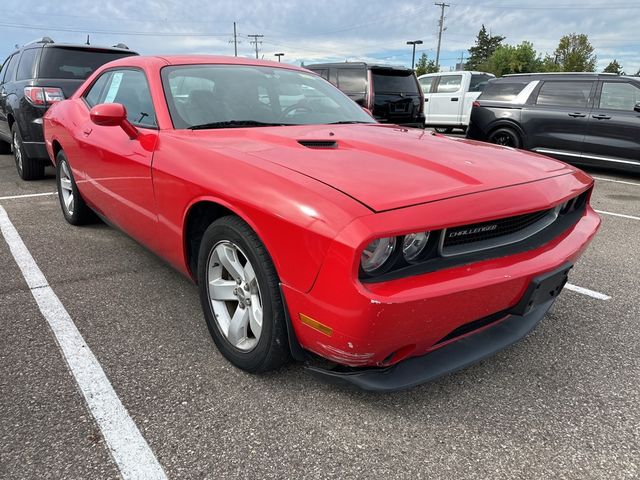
[0,153,638,479]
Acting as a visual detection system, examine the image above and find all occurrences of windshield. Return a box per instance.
[161,65,376,129]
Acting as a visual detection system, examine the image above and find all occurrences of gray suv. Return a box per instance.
[466,73,640,174]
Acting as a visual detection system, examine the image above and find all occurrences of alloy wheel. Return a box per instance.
[59,161,75,216]
[206,241,263,352]
[13,132,22,173]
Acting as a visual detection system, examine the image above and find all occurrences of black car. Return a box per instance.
[0,37,137,179]
[466,73,640,174]
[306,62,425,128]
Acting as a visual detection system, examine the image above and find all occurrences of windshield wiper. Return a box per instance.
[325,121,373,125]
[189,120,288,130]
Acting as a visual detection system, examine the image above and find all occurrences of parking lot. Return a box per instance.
[0,150,639,479]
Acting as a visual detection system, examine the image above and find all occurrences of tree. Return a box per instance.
[553,33,596,72]
[481,42,541,76]
[415,53,438,76]
[603,59,623,75]
[466,25,505,70]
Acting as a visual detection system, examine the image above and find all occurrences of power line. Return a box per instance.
[434,2,450,71]
[0,21,230,37]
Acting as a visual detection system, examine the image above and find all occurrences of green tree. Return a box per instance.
[603,59,624,75]
[553,33,596,72]
[466,25,505,70]
[481,42,541,76]
[414,52,438,76]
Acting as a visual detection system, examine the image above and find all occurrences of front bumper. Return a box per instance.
[307,293,558,392]
[282,172,600,373]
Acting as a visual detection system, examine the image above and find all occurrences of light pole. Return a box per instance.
[406,40,423,70]
[274,52,285,62]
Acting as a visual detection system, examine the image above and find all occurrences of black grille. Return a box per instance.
[443,209,553,248]
[297,140,338,149]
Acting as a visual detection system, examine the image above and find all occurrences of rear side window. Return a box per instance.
[479,81,528,101]
[337,69,366,93]
[0,56,10,83]
[419,77,434,94]
[39,47,136,80]
[599,82,640,111]
[536,81,593,108]
[3,54,20,83]
[469,74,492,92]
[372,70,418,94]
[314,69,329,80]
[435,75,462,93]
[16,48,39,80]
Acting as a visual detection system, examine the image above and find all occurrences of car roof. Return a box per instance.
[498,72,638,82]
[418,71,494,78]
[100,54,310,72]
[306,62,413,72]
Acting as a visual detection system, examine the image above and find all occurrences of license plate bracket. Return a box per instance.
[511,263,573,316]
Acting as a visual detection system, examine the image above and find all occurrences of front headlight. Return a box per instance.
[361,237,397,274]
[402,232,430,261]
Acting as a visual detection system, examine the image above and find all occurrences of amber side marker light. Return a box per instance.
[299,314,333,337]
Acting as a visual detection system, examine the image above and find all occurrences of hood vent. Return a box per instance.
[297,140,338,149]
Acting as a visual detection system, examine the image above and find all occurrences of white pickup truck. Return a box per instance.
[418,71,494,133]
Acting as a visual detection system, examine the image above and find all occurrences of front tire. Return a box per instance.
[197,216,290,373]
[488,127,522,148]
[13,125,45,180]
[56,150,93,225]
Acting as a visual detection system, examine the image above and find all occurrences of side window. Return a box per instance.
[435,75,462,93]
[536,81,593,108]
[469,74,492,92]
[0,56,11,84]
[98,69,157,128]
[419,77,434,94]
[16,48,39,81]
[84,72,113,107]
[599,82,640,111]
[316,69,329,80]
[3,53,20,84]
[337,69,366,93]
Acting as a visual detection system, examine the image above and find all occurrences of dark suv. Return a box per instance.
[306,62,425,128]
[0,38,137,179]
[466,73,640,174]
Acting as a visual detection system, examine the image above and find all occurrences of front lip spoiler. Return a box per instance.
[305,297,557,392]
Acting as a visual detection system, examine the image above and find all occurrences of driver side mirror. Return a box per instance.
[635,101,640,113]
[90,103,138,139]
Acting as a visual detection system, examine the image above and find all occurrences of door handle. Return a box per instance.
[424,98,429,102]
[568,112,586,118]
[83,128,92,136]
[592,114,611,120]
[451,97,459,102]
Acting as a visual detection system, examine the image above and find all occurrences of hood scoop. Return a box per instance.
[297,140,338,149]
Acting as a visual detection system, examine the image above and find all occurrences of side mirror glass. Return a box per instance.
[90,103,138,138]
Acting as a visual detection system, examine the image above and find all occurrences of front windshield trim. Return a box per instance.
[160,63,376,130]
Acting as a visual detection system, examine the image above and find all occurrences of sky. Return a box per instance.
[1,0,639,74]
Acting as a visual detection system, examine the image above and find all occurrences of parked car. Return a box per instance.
[44,55,599,391]
[0,37,137,179]
[306,62,425,128]
[466,73,640,174]
[418,71,494,133]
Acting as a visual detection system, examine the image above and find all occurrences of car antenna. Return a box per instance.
[86,35,90,45]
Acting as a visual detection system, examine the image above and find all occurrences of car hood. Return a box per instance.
[190,124,575,212]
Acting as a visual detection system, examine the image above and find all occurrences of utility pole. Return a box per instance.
[233,22,238,56]
[434,2,450,71]
[406,40,423,70]
[248,34,264,59]
[274,53,285,62]
[458,51,465,70]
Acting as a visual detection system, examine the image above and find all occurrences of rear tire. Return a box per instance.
[13,125,45,180]
[197,215,290,373]
[488,127,522,148]
[56,150,93,225]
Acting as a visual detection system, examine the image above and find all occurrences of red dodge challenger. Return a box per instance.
[43,56,600,391]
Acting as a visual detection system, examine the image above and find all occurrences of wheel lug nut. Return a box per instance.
[236,278,242,285]
[244,284,250,292]
[245,298,251,306]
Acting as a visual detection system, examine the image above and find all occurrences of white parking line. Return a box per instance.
[0,192,57,201]
[593,176,640,187]
[565,283,611,301]
[595,210,640,221]
[0,206,166,480]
